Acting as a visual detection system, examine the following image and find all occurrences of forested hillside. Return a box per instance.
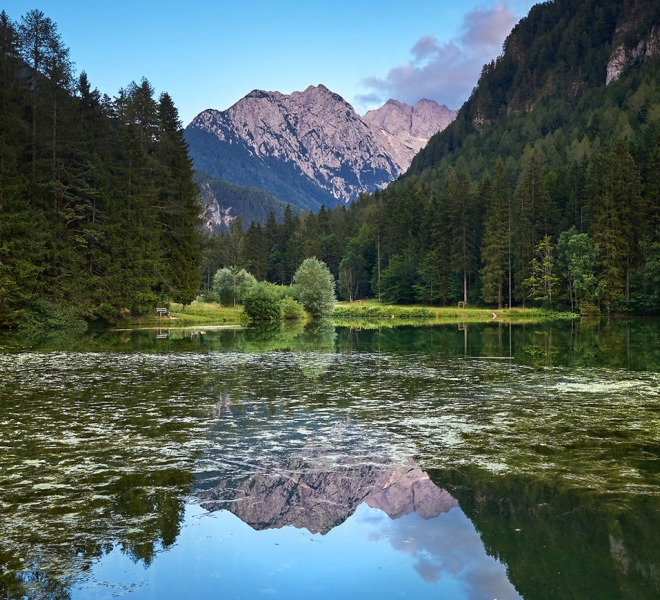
[0,10,202,328]
[211,0,660,314]
[195,171,298,233]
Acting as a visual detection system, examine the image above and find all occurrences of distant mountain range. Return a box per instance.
[185,86,456,215]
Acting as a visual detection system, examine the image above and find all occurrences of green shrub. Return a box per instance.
[242,282,283,322]
[213,268,257,306]
[282,296,305,319]
[293,258,336,318]
[18,299,87,332]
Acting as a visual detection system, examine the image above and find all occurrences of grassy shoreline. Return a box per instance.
[123,302,244,329]
[332,300,579,323]
[121,300,579,329]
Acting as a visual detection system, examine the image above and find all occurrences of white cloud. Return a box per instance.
[356,2,519,111]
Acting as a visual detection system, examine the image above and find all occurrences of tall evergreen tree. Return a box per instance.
[480,163,511,308]
[514,154,554,306]
[524,236,558,306]
[447,169,477,304]
[588,141,644,310]
[155,91,202,304]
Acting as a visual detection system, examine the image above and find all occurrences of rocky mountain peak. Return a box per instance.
[185,86,457,208]
[363,98,457,171]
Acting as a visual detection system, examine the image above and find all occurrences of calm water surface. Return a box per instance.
[1,320,659,599]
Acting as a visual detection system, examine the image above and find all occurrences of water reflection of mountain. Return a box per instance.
[195,463,457,535]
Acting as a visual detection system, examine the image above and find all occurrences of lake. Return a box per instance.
[1,319,659,599]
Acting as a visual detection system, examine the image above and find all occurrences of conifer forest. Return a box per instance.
[205,0,660,315]
[0,10,202,328]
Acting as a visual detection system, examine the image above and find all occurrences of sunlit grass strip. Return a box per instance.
[333,301,579,323]
[125,301,243,328]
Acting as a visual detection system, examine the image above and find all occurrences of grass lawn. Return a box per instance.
[124,301,243,329]
[333,299,578,323]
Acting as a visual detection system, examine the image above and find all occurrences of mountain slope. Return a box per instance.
[185,123,338,212]
[207,0,660,313]
[406,0,660,180]
[185,86,455,211]
[194,171,298,233]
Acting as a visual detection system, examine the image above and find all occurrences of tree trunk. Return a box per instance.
[377,231,381,301]
[508,257,512,308]
[626,260,630,308]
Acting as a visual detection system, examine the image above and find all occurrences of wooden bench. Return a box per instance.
[156,307,169,318]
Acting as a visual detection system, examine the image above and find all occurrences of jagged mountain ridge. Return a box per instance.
[363,99,457,173]
[185,86,455,210]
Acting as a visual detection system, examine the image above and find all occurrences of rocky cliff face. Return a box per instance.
[363,99,457,172]
[186,86,455,208]
[607,22,660,85]
[198,179,234,232]
[196,462,458,535]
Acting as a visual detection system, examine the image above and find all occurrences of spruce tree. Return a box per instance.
[588,141,644,310]
[447,169,477,304]
[514,154,554,307]
[480,163,511,308]
[244,221,268,281]
[155,91,202,304]
[524,236,558,306]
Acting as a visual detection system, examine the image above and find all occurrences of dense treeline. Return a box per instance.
[0,10,202,328]
[207,0,660,314]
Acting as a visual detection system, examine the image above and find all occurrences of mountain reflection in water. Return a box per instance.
[196,463,458,533]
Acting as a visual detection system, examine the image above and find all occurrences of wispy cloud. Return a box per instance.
[356,2,519,111]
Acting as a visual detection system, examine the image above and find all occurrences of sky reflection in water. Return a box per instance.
[74,502,519,600]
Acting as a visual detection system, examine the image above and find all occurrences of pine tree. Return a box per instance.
[514,153,554,306]
[155,91,202,304]
[480,163,511,308]
[0,15,42,324]
[588,141,644,310]
[647,142,660,242]
[447,169,477,304]
[244,221,268,281]
[524,236,558,305]
[18,10,57,176]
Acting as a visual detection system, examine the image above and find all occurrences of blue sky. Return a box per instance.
[5,1,536,124]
